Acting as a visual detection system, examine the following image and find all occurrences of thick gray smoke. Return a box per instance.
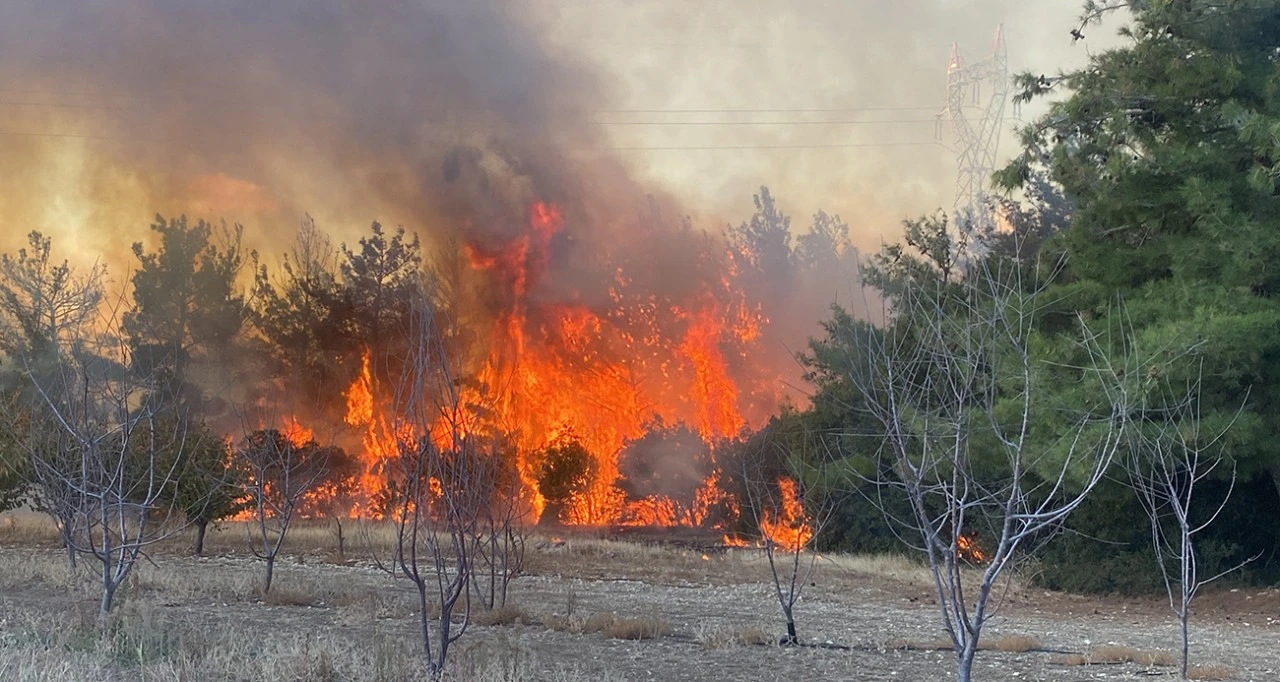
[0,0,689,280]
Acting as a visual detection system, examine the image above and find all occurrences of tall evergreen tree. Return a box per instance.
[1001,0,1280,492]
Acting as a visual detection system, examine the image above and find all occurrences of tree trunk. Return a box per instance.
[63,531,77,570]
[435,606,452,680]
[416,582,434,674]
[99,579,117,624]
[99,550,117,623]
[1180,609,1190,679]
[334,517,345,558]
[957,640,978,682]
[194,519,208,557]
[781,605,798,645]
[263,555,275,594]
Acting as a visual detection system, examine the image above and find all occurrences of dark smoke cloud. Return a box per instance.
[0,0,691,278]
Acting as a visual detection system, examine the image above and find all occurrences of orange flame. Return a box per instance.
[759,477,813,552]
[957,533,987,564]
[343,349,408,515]
[281,416,313,448]
[284,199,784,536]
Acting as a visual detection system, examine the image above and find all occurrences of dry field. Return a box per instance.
[1,512,1278,681]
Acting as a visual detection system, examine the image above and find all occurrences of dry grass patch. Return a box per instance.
[1187,663,1233,680]
[694,622,772,649]
[887,634,1043,653]
[600,615,673,640]
[885,637,954,651]
[1056,645,1175,667]
[982,634,1041,653]
[817,553,929,583]
[546,611,672,640]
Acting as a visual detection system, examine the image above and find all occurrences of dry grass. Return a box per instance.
[816,553,930,583]
[1187,663,1233,680]
[470,603,531,627]
[543,610,672,640]
[983,634,1042,653]
[259,584,316,607]
[599,615,674,640]
[884,637,954,651]
[0,598,430,682]
[1056,645,1176,667]
[694,622,772,649]
[882,634,1041,653]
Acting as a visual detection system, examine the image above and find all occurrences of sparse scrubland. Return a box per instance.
[1,513,1276,681]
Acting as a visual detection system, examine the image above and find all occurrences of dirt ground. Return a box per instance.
[1,520,1278,681]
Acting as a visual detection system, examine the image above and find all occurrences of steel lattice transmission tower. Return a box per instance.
[940,25,1008,234]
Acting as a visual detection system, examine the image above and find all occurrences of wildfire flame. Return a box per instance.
[275,198,787,538]
[343,349,407,514]
[281,417,313,448]
[758,477,813,552]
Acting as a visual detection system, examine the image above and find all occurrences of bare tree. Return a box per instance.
[237,422,352,593]
[1128,367,1251,679]
[371,282,497,679]
[470,439,529,611]
[366,271,537,677]
[747,474,828,646]
[17,294,194,622]
[732,428,831,646]
[848,248,1142,682]
[0,231,105,566]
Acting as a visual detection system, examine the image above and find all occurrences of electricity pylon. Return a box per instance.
[940,25,1008,234]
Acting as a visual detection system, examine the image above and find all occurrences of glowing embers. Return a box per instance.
[957,533,988,564]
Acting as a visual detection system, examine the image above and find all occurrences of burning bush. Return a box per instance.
[535,436,599,525]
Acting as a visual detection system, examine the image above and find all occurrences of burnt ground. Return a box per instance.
[1,526,1278,681]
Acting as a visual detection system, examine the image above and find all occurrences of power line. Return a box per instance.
[590,117,1021,126]
[0,129,111,140]
[0,99,131,111]
[0,129,950,152]
[590,141,950,151]
[590,106,943,114]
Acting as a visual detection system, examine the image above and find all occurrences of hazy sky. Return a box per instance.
[542,0,1111,244]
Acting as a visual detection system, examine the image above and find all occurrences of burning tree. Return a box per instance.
[844,217,1144,682]
[617,418,720,527]
[164,423,246,556]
